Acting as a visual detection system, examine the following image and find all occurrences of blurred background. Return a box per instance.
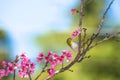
[0,0,120,80]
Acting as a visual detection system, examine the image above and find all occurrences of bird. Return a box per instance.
[66,38,79,52]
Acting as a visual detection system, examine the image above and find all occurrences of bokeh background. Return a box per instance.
[0,0,120,80]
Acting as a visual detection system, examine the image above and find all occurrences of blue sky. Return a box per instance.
[0,0,120,59]
[0,0,78,59]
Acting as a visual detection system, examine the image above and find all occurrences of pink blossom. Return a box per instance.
[7,66,14,74]
[47,68,55,78]
[70,29,81,39]
[18,56,36,78]
[7,62,13,67]
[1,61,7,68]
[58,55,64,63]
[5,71,9,76]
[29,69,34,75]
[45,56,50,62]
[62,50,72,62]
[0,61,17,78]
[20,52,26,58]
[38,52,44,57]
[0,50,73,79]
[30,62,36,69]
[0,69,5,79]
[49,59,57,68]
[66,52,72,62]
[37,52,44,63]
[52,54,59,59]
[48,51,53,56]
[62,50,68,56]
[18,70,28,78]
[44,51,54,62]
[71,8,78,15]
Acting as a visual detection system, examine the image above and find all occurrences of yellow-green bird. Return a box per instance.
[66,38,79,52]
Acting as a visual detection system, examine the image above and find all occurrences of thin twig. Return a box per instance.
[78,33,93,61]
[82,28,87,51]
[77,0,84,59]
[79,0,84,29]
[13,70,16,80]
[45,57,78,80]
[27,65,32,80]
[35,62,48,80]
[89,32,120,50]
[83,0,94,8]
[78,0,84,48]
[92,0,115,39]
[28,71,32,80]
[13,55,19,80]
[78,0,116,61]
[82,28,87,42]
[62,62,64,68]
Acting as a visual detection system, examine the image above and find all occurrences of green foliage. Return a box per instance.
[35,31,71,52]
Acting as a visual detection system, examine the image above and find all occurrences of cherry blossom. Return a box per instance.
[70,29,81,39]
[71,8,79,15]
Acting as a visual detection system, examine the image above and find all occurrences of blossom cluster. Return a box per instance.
[0,61,17,79]
[0,53,35,79]
[0,50,72,79]
[37,50,72,78]
[18,53,36,78]
[70,29,81,39]
[0,26,79,79]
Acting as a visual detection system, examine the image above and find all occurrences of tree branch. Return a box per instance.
[89,32,120,50]
[35,62,48,80]
[92,0,115,39]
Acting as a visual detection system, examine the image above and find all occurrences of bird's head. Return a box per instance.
[66,38,72,47]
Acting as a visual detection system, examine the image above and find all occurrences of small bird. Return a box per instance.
[66,38,79,52]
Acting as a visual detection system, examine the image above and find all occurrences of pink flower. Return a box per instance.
[62,50,72,62]
[45,56,50,62]
[4,62,16,74]
[53,54,59,59]
[71,8,78,15]
[0,61,18,78]
[70,29,81,39]
[7,66,14,74]
[30,62,36,69]
[38,52,44,57]
[59,55,64,63]
[18,70,28,78]
[18,56,36,78]
[20,52,26,58]
[49,59,57,68]
[71,8,77,15]
[48,51,53,57]
[62,50,68,56]
[37,52,44,63]
[66,52,72,62]
[0,69,5,79]
[47,68,55,78]
[1,61,7,68]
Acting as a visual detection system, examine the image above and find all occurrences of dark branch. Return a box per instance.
[89,32,120,50]
[35,62,48,80]
[92,0,115,39]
